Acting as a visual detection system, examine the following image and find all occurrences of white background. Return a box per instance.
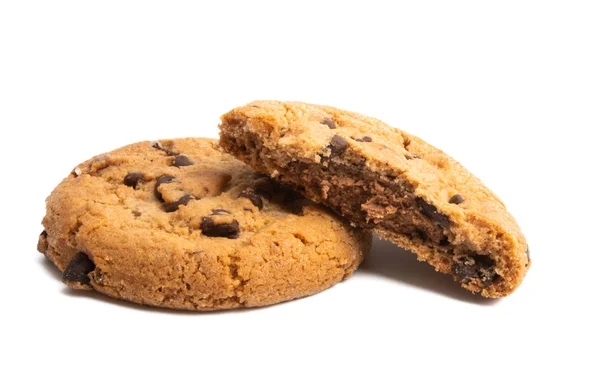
[1,1,598,384]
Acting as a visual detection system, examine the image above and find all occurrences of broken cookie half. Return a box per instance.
[219,101,530,298]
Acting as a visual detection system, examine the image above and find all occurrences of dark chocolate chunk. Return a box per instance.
[123,172,144,188]
[40,230,48,238]
[172,154,193,167]
[476,256,498,287]
[354,136,372,142]
[449,194,465,205]
[473,254,494,267]
[453,254,497,287]
[328,135,349,157]
[62,252,96,285]
[154,175,175,201]
[201,217,240,239]
[321,117,336,129]
[164,194,191,213]
[417,198,450,227]
[453,262,479,282]
[211,209,231,215]
[239,188,263,210]
[253,178,275,200]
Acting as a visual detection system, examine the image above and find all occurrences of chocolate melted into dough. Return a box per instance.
[220,129,499,289]
[298,161,448,245]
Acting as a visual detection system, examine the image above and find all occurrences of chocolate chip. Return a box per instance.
[40,230,48,238]
[329,135,349,157]
[453,254,497,287]
[239,188,263,210]
[172,154,193,167]
[164,194,191,213]
[449,194,465,205]
[201,217,240,239]
[62,252,95,286]
[253,178,275,200]
[123,172,144,188]
[321,117,336,129]
[356,136,372,142]
[154,175,175,201]
[473,254,494,267]
[453,263,479,282]
[417,198,450,227]
[211,209,231,215]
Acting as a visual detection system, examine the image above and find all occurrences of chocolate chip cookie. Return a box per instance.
[219,101,530,298]
[38,138,371,310]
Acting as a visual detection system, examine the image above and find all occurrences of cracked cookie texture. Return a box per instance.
[219,101,530,298]
[38,138,370,310]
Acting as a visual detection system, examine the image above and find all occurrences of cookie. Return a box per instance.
[219,101,530,298]
[38,138,370,310]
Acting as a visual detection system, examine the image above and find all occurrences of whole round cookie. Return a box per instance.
[38,138,371,310]
[220,101,530,298]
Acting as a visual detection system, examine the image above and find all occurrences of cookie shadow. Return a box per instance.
[358,237,500,305]
[38,256,262,315]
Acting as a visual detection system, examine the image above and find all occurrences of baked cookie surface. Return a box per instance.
[220,101,530,298]
[38,138,370,310]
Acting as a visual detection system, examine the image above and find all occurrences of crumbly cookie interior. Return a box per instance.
[220,126,502,294]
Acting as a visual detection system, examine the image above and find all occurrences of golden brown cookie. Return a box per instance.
[38,138,370,310]
[219,101,530,298]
